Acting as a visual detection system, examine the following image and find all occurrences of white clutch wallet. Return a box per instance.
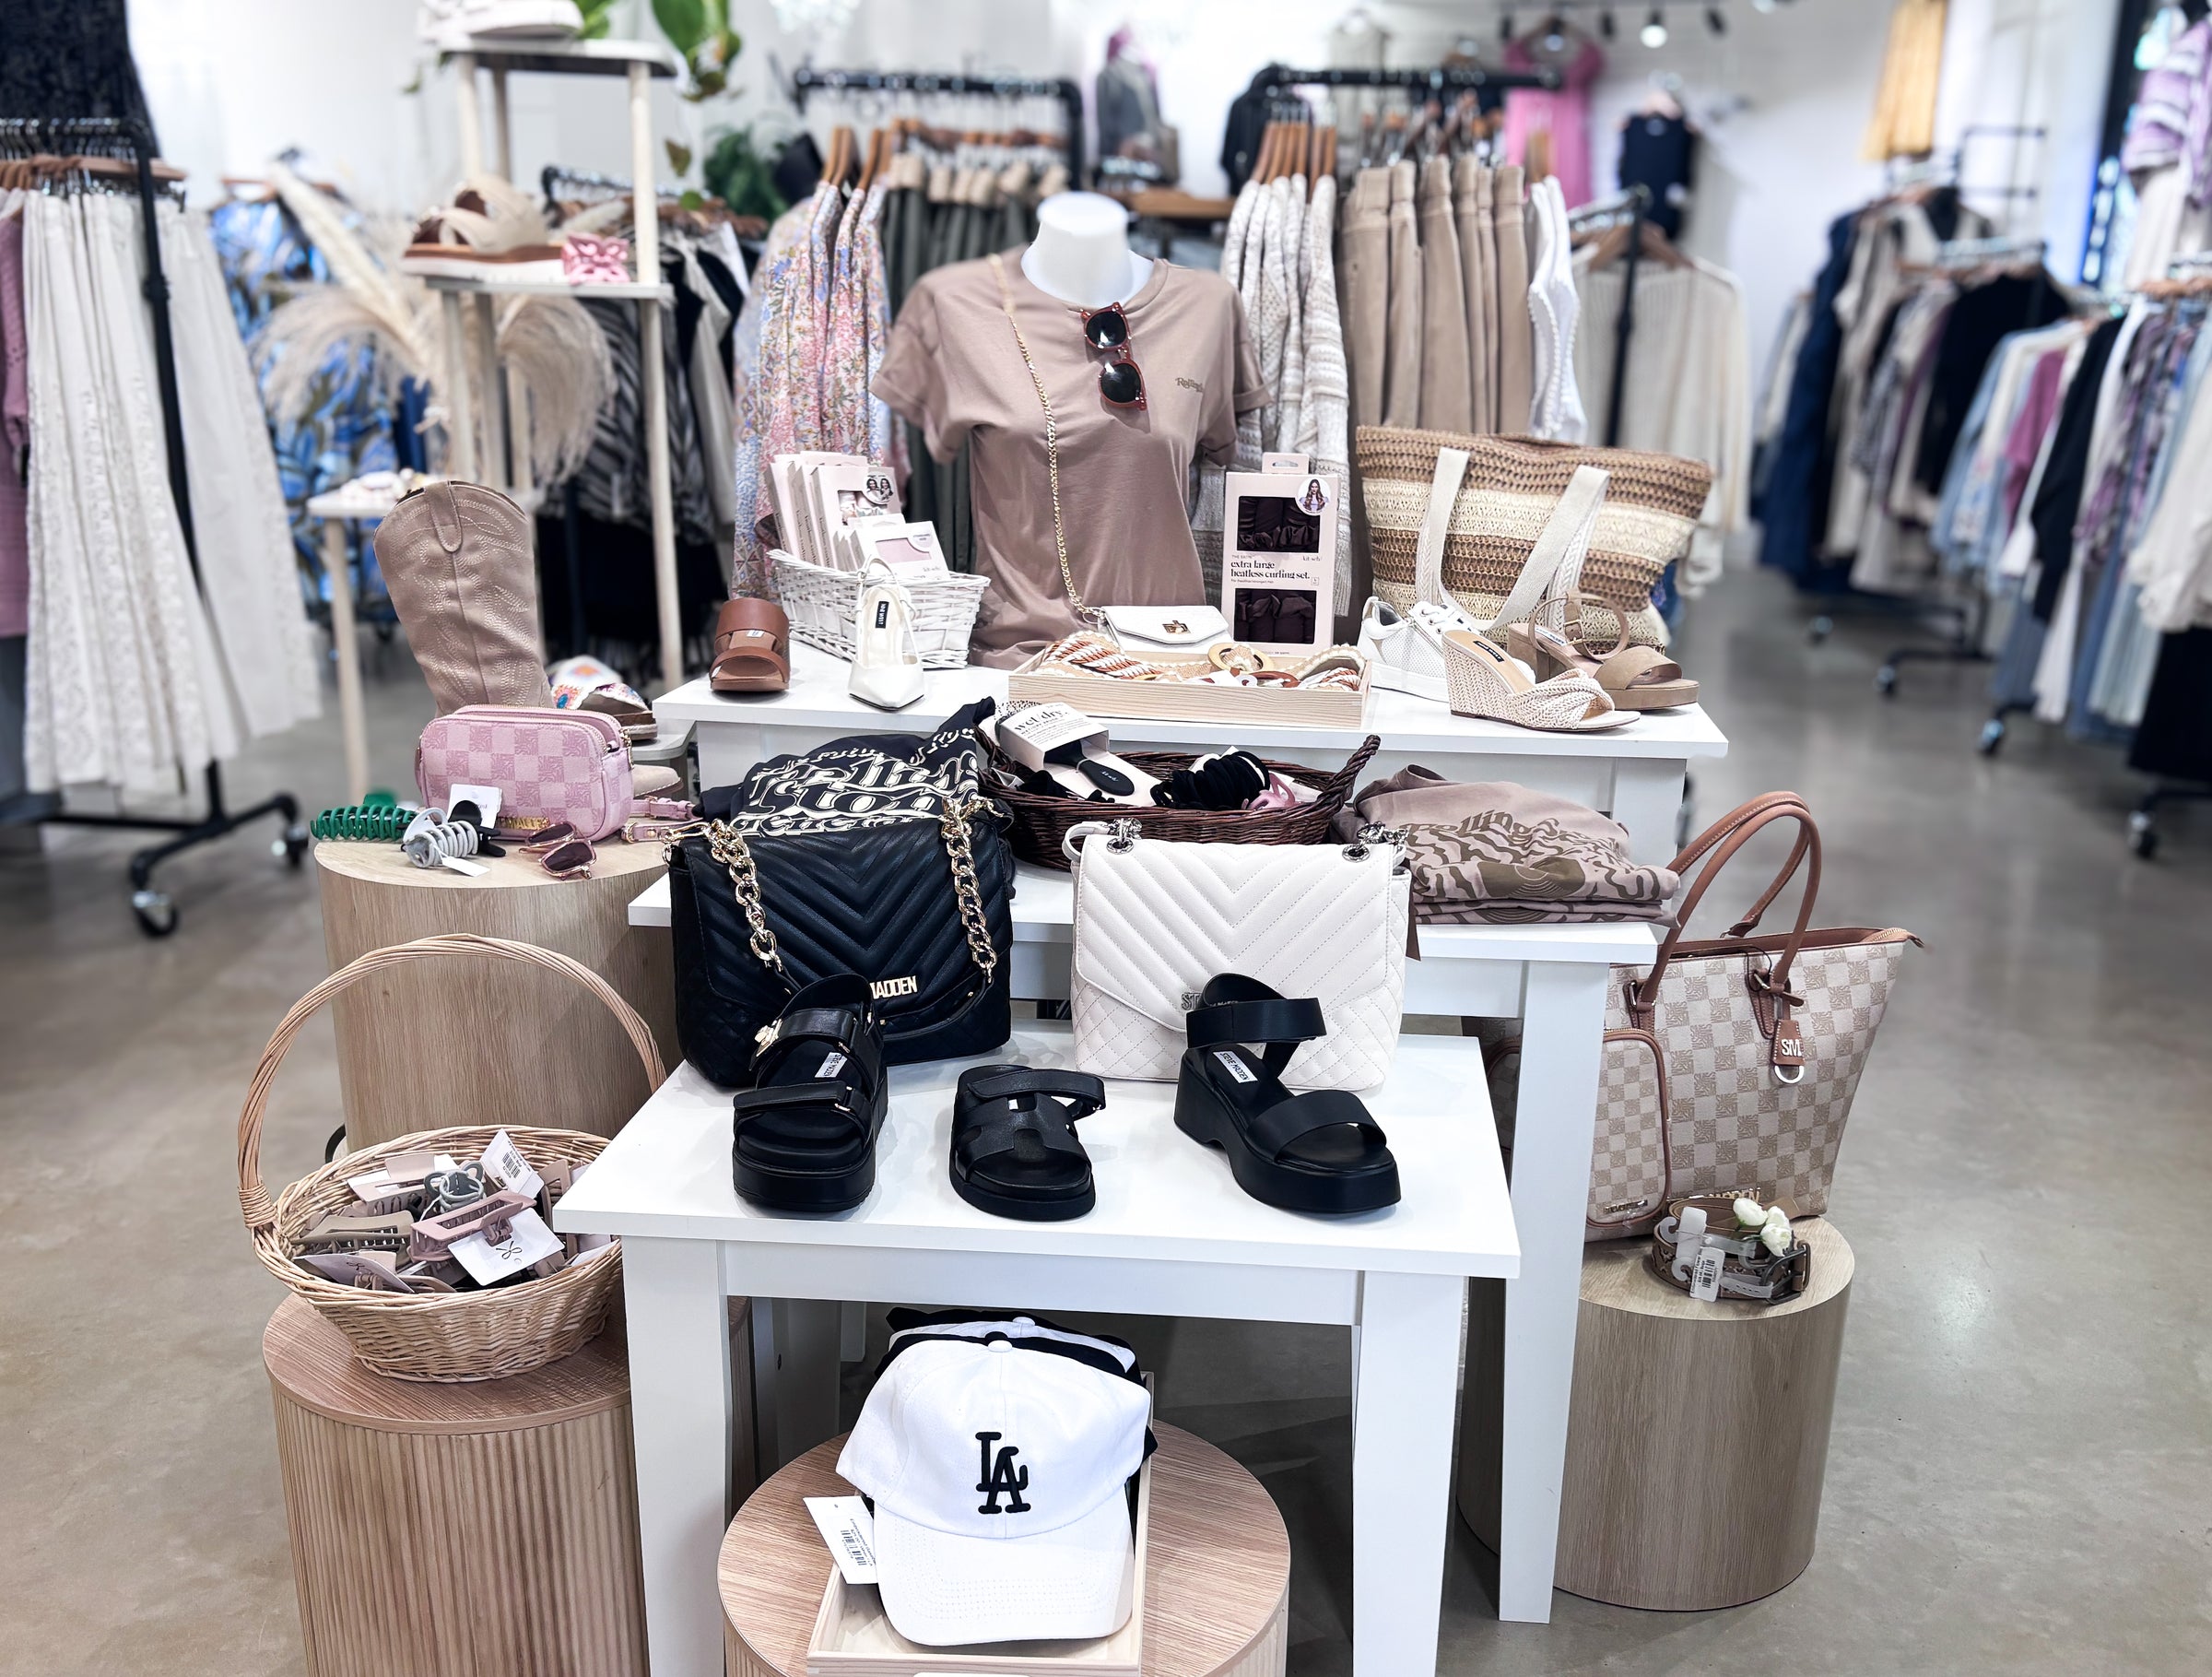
[1096,604,1230,653]
[1064,821,1412,1091]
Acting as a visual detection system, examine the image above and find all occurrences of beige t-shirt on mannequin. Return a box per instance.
[875,253,1267,667]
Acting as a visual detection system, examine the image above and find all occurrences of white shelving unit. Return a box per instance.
[439,34,690,693]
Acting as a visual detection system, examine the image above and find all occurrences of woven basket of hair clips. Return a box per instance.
[982,732,1382,872]
[236,934,665,1381]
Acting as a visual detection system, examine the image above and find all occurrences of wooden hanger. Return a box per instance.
[1581,218,1692,271]
[1311,124,1335,191]
[824,124,855,189]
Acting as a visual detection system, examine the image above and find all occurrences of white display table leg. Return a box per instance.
[1351,1269,1465,1677]
[1494,960,1610,1622]
[440,289,478,481]
[623,1236,733,1677]
[319,519,369,802]
[1609,757,1689,864]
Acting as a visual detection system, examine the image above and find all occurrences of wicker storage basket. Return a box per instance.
[771,549,987,668]
[237,934,666,1382]
[987,735,1382,870]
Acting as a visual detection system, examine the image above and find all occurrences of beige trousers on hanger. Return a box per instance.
[1383,159,1424,429]
[1494,164,1535,436]
[1417,156,1472,431]
[1456,158,1497,433]
[1340,167,1392,431]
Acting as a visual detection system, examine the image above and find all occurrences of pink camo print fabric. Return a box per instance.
[415,707,632,840]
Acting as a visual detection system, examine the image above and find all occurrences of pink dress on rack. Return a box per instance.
[1502,37,1606,209]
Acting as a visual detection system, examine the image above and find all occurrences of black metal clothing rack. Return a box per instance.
[0,116,305,936]
[790,70,1087,183]
[1253,65,1562,96]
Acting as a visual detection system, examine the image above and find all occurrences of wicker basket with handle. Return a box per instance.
[237,934,666,1382]
[771,549,988,669]
[986,735,1383,871]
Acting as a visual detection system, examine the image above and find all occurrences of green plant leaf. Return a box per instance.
[666,139,694,176]
[679,188,706,211]
[653,0,709,54]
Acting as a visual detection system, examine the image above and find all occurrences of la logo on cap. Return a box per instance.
[975,1432,1031,1514]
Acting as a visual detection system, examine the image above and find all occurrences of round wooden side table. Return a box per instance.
[315,838,676,1146]
[720,1423,1290,1677]
[264,1296,645,1677]
[1459,1217,1854,1611]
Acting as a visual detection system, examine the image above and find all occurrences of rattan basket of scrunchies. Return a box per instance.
[236,934,665,1382]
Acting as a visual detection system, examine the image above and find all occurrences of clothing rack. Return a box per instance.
[1568,184,1656,448]
[0,115,307,937]
[789,69,1086,182]
[1253,65,1562,96]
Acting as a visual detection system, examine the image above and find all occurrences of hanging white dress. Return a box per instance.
[159,201,321,738]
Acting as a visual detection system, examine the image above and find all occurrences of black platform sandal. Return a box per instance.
[1174,974,1401,1216]
[732,974,888,1213]
[950,1066,1106,1222]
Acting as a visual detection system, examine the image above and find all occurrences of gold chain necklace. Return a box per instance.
[989,253,1101,627]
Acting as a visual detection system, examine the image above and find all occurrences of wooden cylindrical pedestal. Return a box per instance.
[316,839,676,1147]
[1459,1218,1854,1611]
[720,1423,1290,1677]
[263,1296,646,1677]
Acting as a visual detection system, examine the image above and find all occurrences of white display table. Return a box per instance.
[653,642,1728,864]
[554,1022,1518,1677]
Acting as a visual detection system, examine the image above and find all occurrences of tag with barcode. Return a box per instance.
[804,1495,878,1584]
[1689,1242,1725,1303]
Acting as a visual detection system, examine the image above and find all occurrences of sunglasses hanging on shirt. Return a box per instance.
[1080,302,1146,408]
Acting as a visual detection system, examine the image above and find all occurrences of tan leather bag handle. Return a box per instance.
[1630,792,1821,1019]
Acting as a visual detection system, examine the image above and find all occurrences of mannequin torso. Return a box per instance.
[1021,191,1153,307]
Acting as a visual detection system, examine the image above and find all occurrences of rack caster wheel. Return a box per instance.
[1876,665,1900,697]
[2129,811,2159,859]
[1978,718,2006,756]
[278,823,311,868]
[1808,615,1833,644]
[132,889,179,938]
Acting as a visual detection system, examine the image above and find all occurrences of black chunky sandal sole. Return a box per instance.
[1174,1048,1401,1215]
[950,1172,1095,1222]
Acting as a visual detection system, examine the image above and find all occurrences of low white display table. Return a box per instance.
[653,643,1727,864]
[554,1022,1519,1677]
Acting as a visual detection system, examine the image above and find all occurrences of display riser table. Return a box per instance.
[653,644,1727,866]
[555,1024,1518,1677]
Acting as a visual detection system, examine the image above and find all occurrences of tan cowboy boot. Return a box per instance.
[372,479,554,714]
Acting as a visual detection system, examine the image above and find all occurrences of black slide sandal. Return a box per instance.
[1174,974,1401,1215]
[732,974,888,1212]
[950,1066,1106,1221]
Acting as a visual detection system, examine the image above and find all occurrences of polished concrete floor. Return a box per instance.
[3,569,2207,1675]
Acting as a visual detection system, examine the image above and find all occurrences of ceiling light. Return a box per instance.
[1706,4,1726,32]
[1641,6,1669,48]
[1753,0,1778,11]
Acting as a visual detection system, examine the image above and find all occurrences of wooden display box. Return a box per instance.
[804,1441,1153,1677]
[1008,651,1372,730]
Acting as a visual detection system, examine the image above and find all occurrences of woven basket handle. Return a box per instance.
[237,934,667,1235]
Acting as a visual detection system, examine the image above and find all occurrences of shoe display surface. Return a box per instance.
[732,974,889,1214]
[847,561,926,711]
[949,1065,1107,1222]
[1174,974,1402,1216]
[420,0,583,49]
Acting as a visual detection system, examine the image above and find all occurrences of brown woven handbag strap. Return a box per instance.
[236,935,666,1234]
[1632,794,1820,1017]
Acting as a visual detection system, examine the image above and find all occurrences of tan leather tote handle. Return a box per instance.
[237,934,666,1234]
[1630,793,1821,1017]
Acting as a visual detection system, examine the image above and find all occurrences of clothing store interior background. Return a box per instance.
[4,1,2209,1675]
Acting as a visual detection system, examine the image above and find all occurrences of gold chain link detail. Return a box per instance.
[937,796,1001,983]
[989,253,1099,627]
[707,821,787,978]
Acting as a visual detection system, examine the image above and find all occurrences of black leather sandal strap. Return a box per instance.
[1187,996,1326,1079]
[754,1005,871,1082]
[955,1109,1092,1175]
[957,1066,1106,1119]
[732,1080,871,1144]
[1239,1088,1385,1163]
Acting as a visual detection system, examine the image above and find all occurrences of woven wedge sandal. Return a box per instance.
[1441,629,1633,732]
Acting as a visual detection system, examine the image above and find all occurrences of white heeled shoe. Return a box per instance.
[848,561,925,711]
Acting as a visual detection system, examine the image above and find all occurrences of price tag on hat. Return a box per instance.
[803,1495,879,1584]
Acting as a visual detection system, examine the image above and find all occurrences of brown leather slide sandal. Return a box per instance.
[711,596,791,693]
[1507,621,1700,711]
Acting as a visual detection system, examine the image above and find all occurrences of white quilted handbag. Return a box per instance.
[1065,820,1414,1090]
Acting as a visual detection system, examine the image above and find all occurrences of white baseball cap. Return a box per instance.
[837,1335,1152,1647]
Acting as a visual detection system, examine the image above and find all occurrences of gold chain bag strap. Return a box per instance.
[990,252,1102,628]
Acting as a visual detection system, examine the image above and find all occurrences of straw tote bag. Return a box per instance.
[1355,428,1712,649]
[1486,793,1919,1239]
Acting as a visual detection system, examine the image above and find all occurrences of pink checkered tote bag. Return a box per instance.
[1488,792,1917,1240]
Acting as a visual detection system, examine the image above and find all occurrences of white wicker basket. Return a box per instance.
[770,549,988,669]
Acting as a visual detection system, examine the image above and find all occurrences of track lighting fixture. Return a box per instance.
[1544,12,1570,52]
[1641,6,1668,48]
[1501,10,1517,41]
[1707,4,1726,32]
[1600,8,1618,39]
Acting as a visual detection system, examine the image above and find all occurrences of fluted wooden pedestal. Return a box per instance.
[316,839,676,1147]
[1458,1218,1854,1611]
[264,1296,647,1677]
[719,1423,1289,1677]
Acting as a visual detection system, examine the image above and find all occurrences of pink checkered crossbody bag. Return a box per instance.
[416,705,686,841]
[1485,793,1918,1240]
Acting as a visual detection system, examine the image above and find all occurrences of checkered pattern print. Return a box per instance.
[416,713,630,839]
[1589,1031,1670,1234]
[1606,937,1911,1214]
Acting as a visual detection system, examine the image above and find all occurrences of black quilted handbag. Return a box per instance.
[669,704,1014,1086]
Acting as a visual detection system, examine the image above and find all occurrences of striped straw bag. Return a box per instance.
[1355,428,1712,649]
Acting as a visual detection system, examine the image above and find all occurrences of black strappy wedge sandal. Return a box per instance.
[732,974,888,1213]
[1174,974,1402,1216]
[950,1066,1106,1222]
